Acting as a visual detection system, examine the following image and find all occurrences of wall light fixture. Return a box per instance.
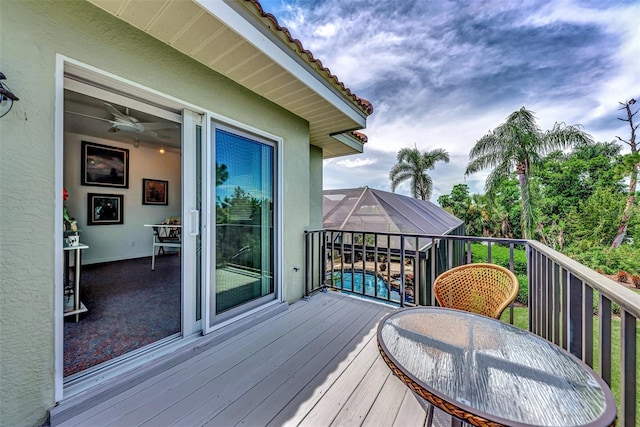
[0,72,19,118]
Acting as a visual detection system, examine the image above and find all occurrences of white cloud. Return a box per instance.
[261,0,640,198]
[313,22,337,37]
[335,157,378,168]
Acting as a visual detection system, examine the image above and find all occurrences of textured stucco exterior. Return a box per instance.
[309,145,325,229]
[0,1,313,425]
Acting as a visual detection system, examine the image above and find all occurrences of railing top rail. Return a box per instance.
[305,229,527,246]
[528,240,640,318]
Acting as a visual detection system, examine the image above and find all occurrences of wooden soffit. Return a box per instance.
[86,0,371,158]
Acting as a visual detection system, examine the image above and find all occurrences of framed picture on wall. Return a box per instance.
[87,193,124,225]
[142,178,168,205]
[81,141,129,188]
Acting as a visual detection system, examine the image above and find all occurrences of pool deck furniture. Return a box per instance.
[331,260,413,279]
[433,263,519,319]
[377,307,617,427]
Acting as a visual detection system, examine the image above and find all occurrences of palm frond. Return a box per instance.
[422,148,450,168]
[465,152,504,175]
[390,170,412,192]
[542,123,594,153]
[389,163,413,180]
[468,133,501,159]
[484,161,512,194]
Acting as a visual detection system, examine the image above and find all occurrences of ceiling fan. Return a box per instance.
[65,102,177,138]
[103,103,176,136]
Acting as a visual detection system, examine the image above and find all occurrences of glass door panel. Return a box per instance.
[211,127,275,320]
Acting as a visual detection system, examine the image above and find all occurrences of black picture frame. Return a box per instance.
[142,178,168,205]
[81,141,129,188]
[87,193,124,225]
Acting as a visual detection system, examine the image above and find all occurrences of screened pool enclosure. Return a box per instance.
[318,187,465,305]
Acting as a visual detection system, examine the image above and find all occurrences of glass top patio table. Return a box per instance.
[377,307,617,427]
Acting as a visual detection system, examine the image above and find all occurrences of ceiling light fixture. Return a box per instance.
[0,72,19,118]
[133,138,140,148]
[159,144,165,154]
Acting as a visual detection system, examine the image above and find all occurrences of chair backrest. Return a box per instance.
[154,217,181,242]
[433,263,519,319]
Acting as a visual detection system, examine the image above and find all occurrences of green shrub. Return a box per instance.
[470,243,529,305]
[470,243,527,276]
[565,244,640,276]
[515,274,528,305]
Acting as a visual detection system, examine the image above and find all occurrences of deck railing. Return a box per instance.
[304,229,639,426]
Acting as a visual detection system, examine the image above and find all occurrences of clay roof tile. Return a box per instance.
[245,0,373,116]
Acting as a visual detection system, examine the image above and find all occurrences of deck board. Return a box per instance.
[330,355,393,426]
[266,317,386,426]
[61,300,314,425]
[210,301,387,426]
[97,297,342,425]
[361,371,409,427]
[173,298,376,426]
[297,334,381,426]
[132,297,354,426]
[55,292,439,427]
[392,390,430,427]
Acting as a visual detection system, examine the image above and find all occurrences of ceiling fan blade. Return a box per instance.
[65,110,112,123]
[138,122,179,131]
[104,102,133,123]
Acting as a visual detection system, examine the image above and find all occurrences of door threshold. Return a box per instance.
[63,333,183,399]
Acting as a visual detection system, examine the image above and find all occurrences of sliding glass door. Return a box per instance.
[209,125,275,325]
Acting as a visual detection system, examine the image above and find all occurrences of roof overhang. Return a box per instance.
[86,0,371,158]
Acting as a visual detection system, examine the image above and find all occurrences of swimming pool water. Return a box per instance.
[330,271,400,301]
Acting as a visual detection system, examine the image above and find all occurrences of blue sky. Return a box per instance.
[259,0,640,201]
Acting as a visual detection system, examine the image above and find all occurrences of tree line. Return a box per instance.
[389,100,639,274]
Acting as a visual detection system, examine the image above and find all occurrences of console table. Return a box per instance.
[63,242,89,322]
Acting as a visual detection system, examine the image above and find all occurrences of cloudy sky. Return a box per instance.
[259,0,639,201]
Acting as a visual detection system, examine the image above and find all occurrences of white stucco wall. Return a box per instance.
[0,1,311,425]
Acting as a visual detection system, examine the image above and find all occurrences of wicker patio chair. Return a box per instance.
[433,263,519,319]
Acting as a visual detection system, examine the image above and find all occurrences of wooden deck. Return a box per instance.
[53,291,453,426]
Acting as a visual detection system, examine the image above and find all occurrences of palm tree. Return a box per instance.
[389,146,450,200]
[465,107,593,239]
[216,162,229,186]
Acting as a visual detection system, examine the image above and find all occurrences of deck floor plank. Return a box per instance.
[175,297,379,426]
[297,334,381,426]
[129,298,354,426]
[212,300,390,426]
[62,296,345,426]
[330,355,393,426]
[361,371,411,427]
[241,303,390,426]
[392,390,429,427]
[266,310,390,426]
[54,292,451,427]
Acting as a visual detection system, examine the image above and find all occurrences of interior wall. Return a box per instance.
[64,132,182,264]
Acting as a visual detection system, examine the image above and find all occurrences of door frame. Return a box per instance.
[55,56,202,401]
[54,56,285,401]
[203,115,285,334]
